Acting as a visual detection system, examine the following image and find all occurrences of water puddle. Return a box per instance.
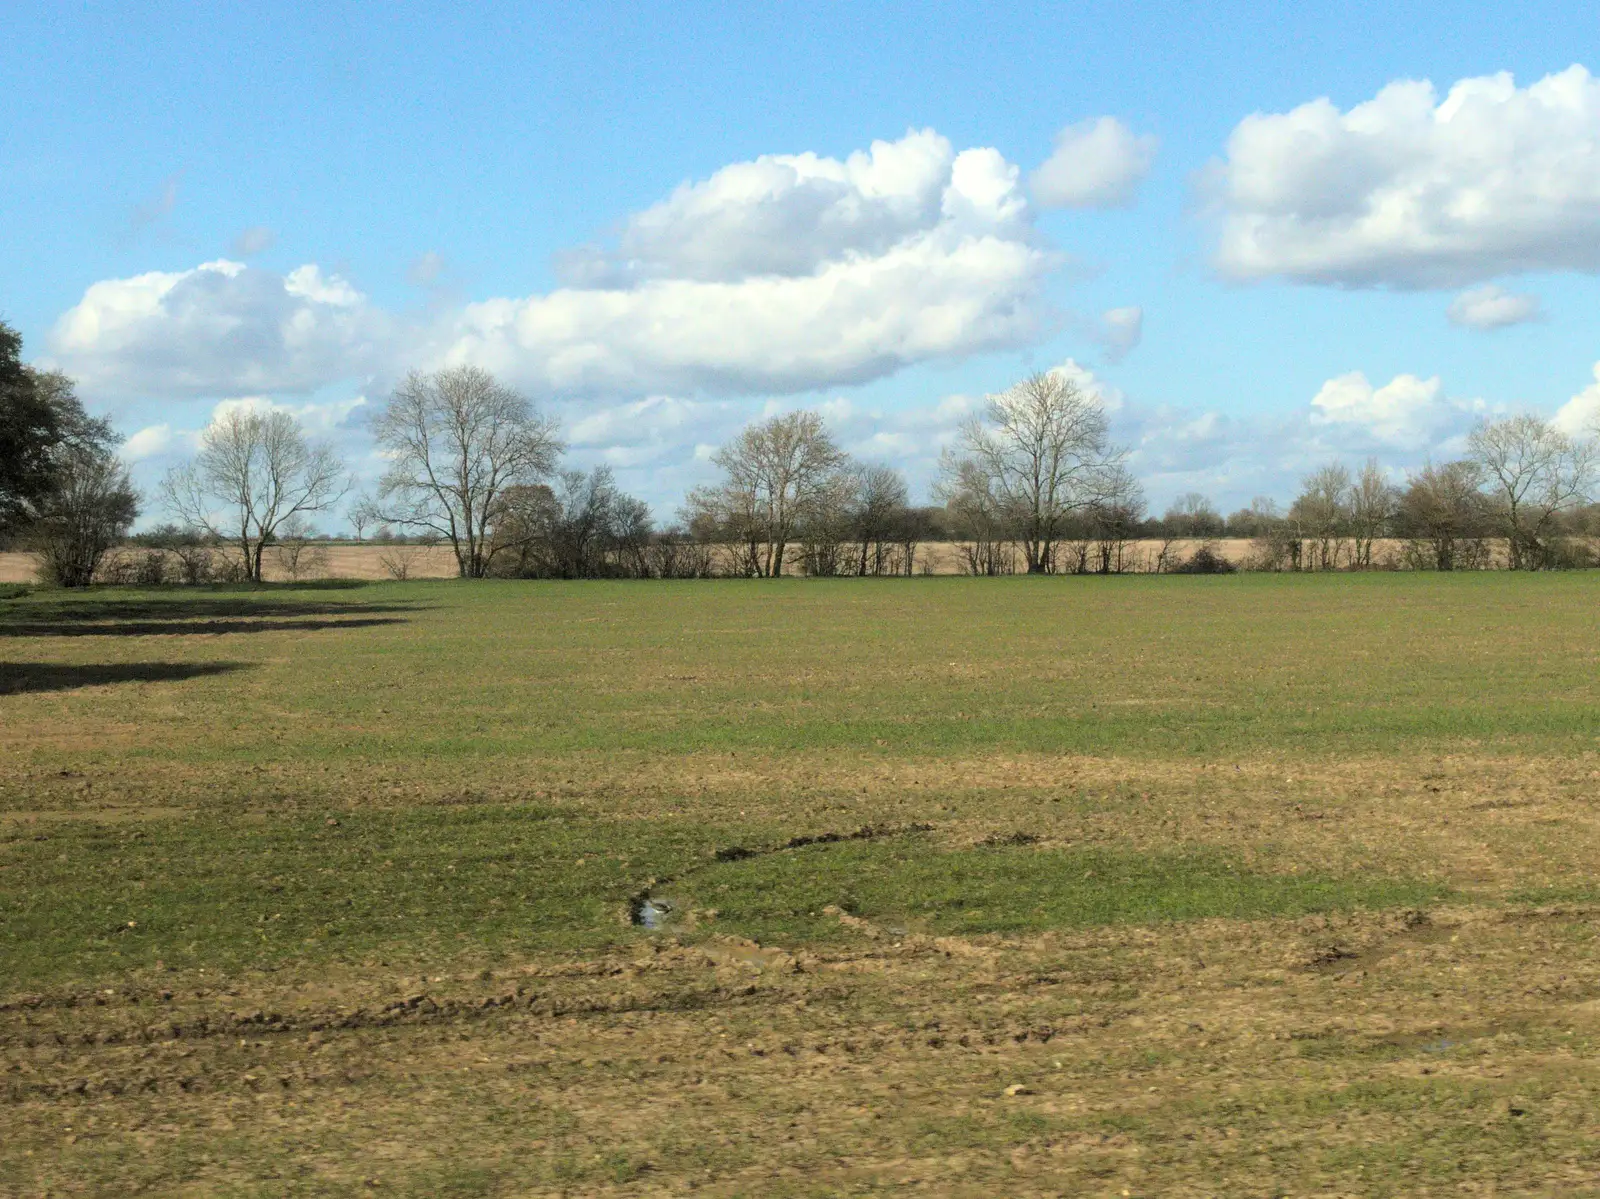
[633,898,673,929]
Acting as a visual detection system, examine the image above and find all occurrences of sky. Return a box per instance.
[4,1,1600,528]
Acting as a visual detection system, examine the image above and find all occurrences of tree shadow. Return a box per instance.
[1,597,423,623]
[0,661,249,695]
[0,617,410,638]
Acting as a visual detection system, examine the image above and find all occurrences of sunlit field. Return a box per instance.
[4,576,1600,1195]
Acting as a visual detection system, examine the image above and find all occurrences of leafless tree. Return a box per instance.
[1089,463,1145,574]
[348,497,378,542]
[1348,459,1396,569]
[1396,460,1489,571]
[936,455,1016,575]
[29,446,140,588]
[1468,415,1596,569]
[694,411,849,577]
[1291,463,1351,571]
[273,516,329,581]
[942,371,1121,573]
[797,466,860,577]
[372,366,563,578]
[851,464,910,577]
[162,407,349,583]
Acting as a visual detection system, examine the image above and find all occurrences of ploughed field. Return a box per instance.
[2,576,1600,1196]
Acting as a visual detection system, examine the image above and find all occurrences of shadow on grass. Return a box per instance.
[0,596,423,623]
[0,616,410,638]
[0,661,249,694]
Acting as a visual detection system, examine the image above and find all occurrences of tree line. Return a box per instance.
[4,316,1599,585]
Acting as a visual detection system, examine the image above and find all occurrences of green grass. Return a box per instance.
[5,573,1600,788]
[659,838,1449,943]
[6,573,1600,1196]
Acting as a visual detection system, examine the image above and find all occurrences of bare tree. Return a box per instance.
[699,411,849,577]
[1089,463,1145,574]
[1291,463,1351,571]
[851,464,909,577]
[942,371,1120,574]
[273,516,329,582]
[1348,459,1396,569]
[162,408,348,583]
[936,455,1016,576]
[1468,415,1596,569]
[1396,460,1488,571]
[348,497,378,542]
[372,366,563,578]
[29,444,140,587]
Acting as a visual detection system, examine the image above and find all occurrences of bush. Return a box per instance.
[1174,543,1237,574]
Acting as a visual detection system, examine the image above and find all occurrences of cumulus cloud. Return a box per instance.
[1446,284,1542,329]
[1308,371,1458,449]
[231,226,276,257]
[48,259,390,399]
[122,423,180,462]
[1030,117,1157,209]
[1210,65,1600,287]
[1552,363,1600,436]
[1118,369,1506,508]
[55,130,1053,404]
[1094,306,1144,362]
[441,130,1050,396]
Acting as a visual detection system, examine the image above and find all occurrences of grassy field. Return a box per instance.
[3,575,1600,1196]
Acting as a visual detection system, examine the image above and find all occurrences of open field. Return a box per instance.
[3,575,1600,1195]
[0,539,1290,584]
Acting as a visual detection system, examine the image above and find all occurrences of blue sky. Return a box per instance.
[5,2,1599,526]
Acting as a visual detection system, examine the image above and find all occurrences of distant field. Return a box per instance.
[1,537,1274,583]
[3,576,1600,1195]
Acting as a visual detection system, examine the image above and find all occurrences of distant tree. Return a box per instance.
[795,466,861,577]
[1468,415,1596,569]
[941,371,1121,574]
[1163,492,1224,539]
[1395,460,1488,571]
[691,411,849,577]
[936,454,1016,576]
[1089,463,1145,574]
[348,497,378,542]
[29,446,139,587]
[373,366,563,578]
[163,407,349,583]
[1290,463,1352,570]
[493,467,652,579]
[272,516,329,582]
[1347,459,1396,569]
[1,325,136,563]
[851,464,910,577]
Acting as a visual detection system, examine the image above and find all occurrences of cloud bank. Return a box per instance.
[53,130,1055,404]
[1210,65,1600,288]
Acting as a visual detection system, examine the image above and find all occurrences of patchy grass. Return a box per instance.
[3,575,1600,1195]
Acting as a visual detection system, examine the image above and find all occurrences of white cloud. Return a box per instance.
[54,130,1052,405]
[1094,306,1144,362]
[122,423,179,462]
[1210,65,1600,287]
[48,259,389,399]
[1030,117,1157,209]
[1309,371,1455,448]
[1552,363,1600,436]
[231,226,276,257]
[1446,284,1542,329]
[558,129,1020,285]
